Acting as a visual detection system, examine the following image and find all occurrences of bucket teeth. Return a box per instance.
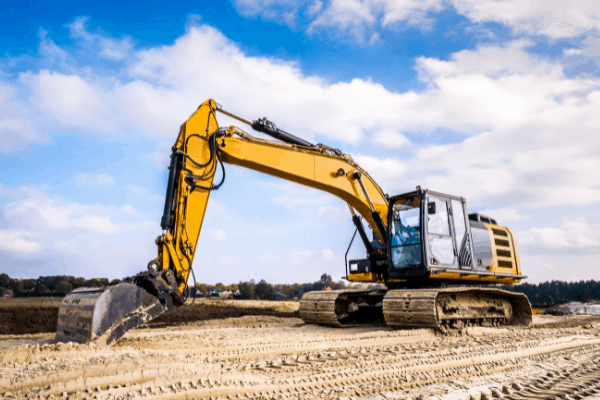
[56,283,164,345]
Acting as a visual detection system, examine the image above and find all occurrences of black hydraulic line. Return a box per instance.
[345,227,358,279]
[251,117,315,148]
[371,211,388,244]
[161,151,182,230]
[352,215,374,253]
[352,171,388,243]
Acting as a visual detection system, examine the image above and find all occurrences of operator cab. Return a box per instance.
[348,187,522,285]
[387,188,473,280]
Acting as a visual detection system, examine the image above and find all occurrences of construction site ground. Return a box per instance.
[1,298,600,400]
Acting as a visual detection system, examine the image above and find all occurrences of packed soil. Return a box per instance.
[0,301,297,335]
[145,303,297,328]
[0,307,59,335]
[2,313,600,400]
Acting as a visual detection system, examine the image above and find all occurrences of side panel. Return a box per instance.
[487,224,521,275]
[470,221,494,270]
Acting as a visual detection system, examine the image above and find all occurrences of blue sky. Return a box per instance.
[2,0,600,284]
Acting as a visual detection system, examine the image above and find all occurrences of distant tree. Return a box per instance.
[238,280,256,299]
[110,279,120,285]
[331,280,347,290]
[320,273,333,289]
[85,278,110,287]
[55,281,73,294]
[22,279,36,291]
[254,279,275,300]
[0,273,10,287]
[73,277,87,288]
[13,281,25,293]
[216,283,228,291]
[197,283,208,293]
[195,283,208,293]
[35,283,49,295]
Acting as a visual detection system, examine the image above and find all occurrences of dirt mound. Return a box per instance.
[145,304,297,328]
[544,301,600,316]
[0,307,59,335]
[0,304,297,335]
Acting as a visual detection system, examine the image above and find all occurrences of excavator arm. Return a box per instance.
[156,99,389,305]
[55,99,390,345]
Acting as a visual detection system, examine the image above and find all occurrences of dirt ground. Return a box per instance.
[2,311,600,400]
[0,299,299,335]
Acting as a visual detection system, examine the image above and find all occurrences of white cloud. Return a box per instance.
[517,217,600,251]
[3,186,120,235]
[233,0,307,26]
[477,207,529,223]
[234,0,600,41]
[26,70,116,133]
[0,82,47,154]
[76,173,115,187]
[372,130,409,148]
[0,230,41,253]
[38,28,67,61]
[67,16,133,60]
[7,24,598,212]
[452,0,600,39]
[353,154,407,188]
[0,184,158,278]
[564,34,600,58]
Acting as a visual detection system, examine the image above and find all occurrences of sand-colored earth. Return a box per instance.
[2,312,600,400]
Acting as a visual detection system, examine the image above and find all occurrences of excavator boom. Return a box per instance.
[57,100,390,344]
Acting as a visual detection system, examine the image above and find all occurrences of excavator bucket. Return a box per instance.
[55,283,164,346]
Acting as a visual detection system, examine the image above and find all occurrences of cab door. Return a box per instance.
[426,196,457,267]
[449,198,474,270]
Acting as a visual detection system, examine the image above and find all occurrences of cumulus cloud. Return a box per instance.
[452,0,600,39]
[233,0,309,26]
[4,192,120,234]
[67,16,134,60]
[340,40,600,208]
[517,217,600,252]
[234,0,600,41]
[0,82,47,154]
[0,230,41,253]
[477,207,529,223]
[0,184,158,278]
[5,22,599,212]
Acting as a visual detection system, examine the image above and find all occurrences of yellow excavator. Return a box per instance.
[56,100,532,345]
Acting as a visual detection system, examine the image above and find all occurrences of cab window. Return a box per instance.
[391,197,422,268]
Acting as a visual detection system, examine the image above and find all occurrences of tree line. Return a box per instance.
[0,273,120,296]
[507,279,600,307]
[2,272,598,306]
[0,272,346,299]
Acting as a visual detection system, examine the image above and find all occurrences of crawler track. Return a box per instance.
[1,314,599,400]
[300,288,532,330]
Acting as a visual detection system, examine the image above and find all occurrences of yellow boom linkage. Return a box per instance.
[160,100,389,295]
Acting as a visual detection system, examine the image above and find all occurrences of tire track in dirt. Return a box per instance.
[1,318,600,399]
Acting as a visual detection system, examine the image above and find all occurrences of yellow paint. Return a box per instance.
[158,100,389,295]
[348,273,377,282]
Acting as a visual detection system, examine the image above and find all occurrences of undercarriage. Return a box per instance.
[299,287,532,331]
